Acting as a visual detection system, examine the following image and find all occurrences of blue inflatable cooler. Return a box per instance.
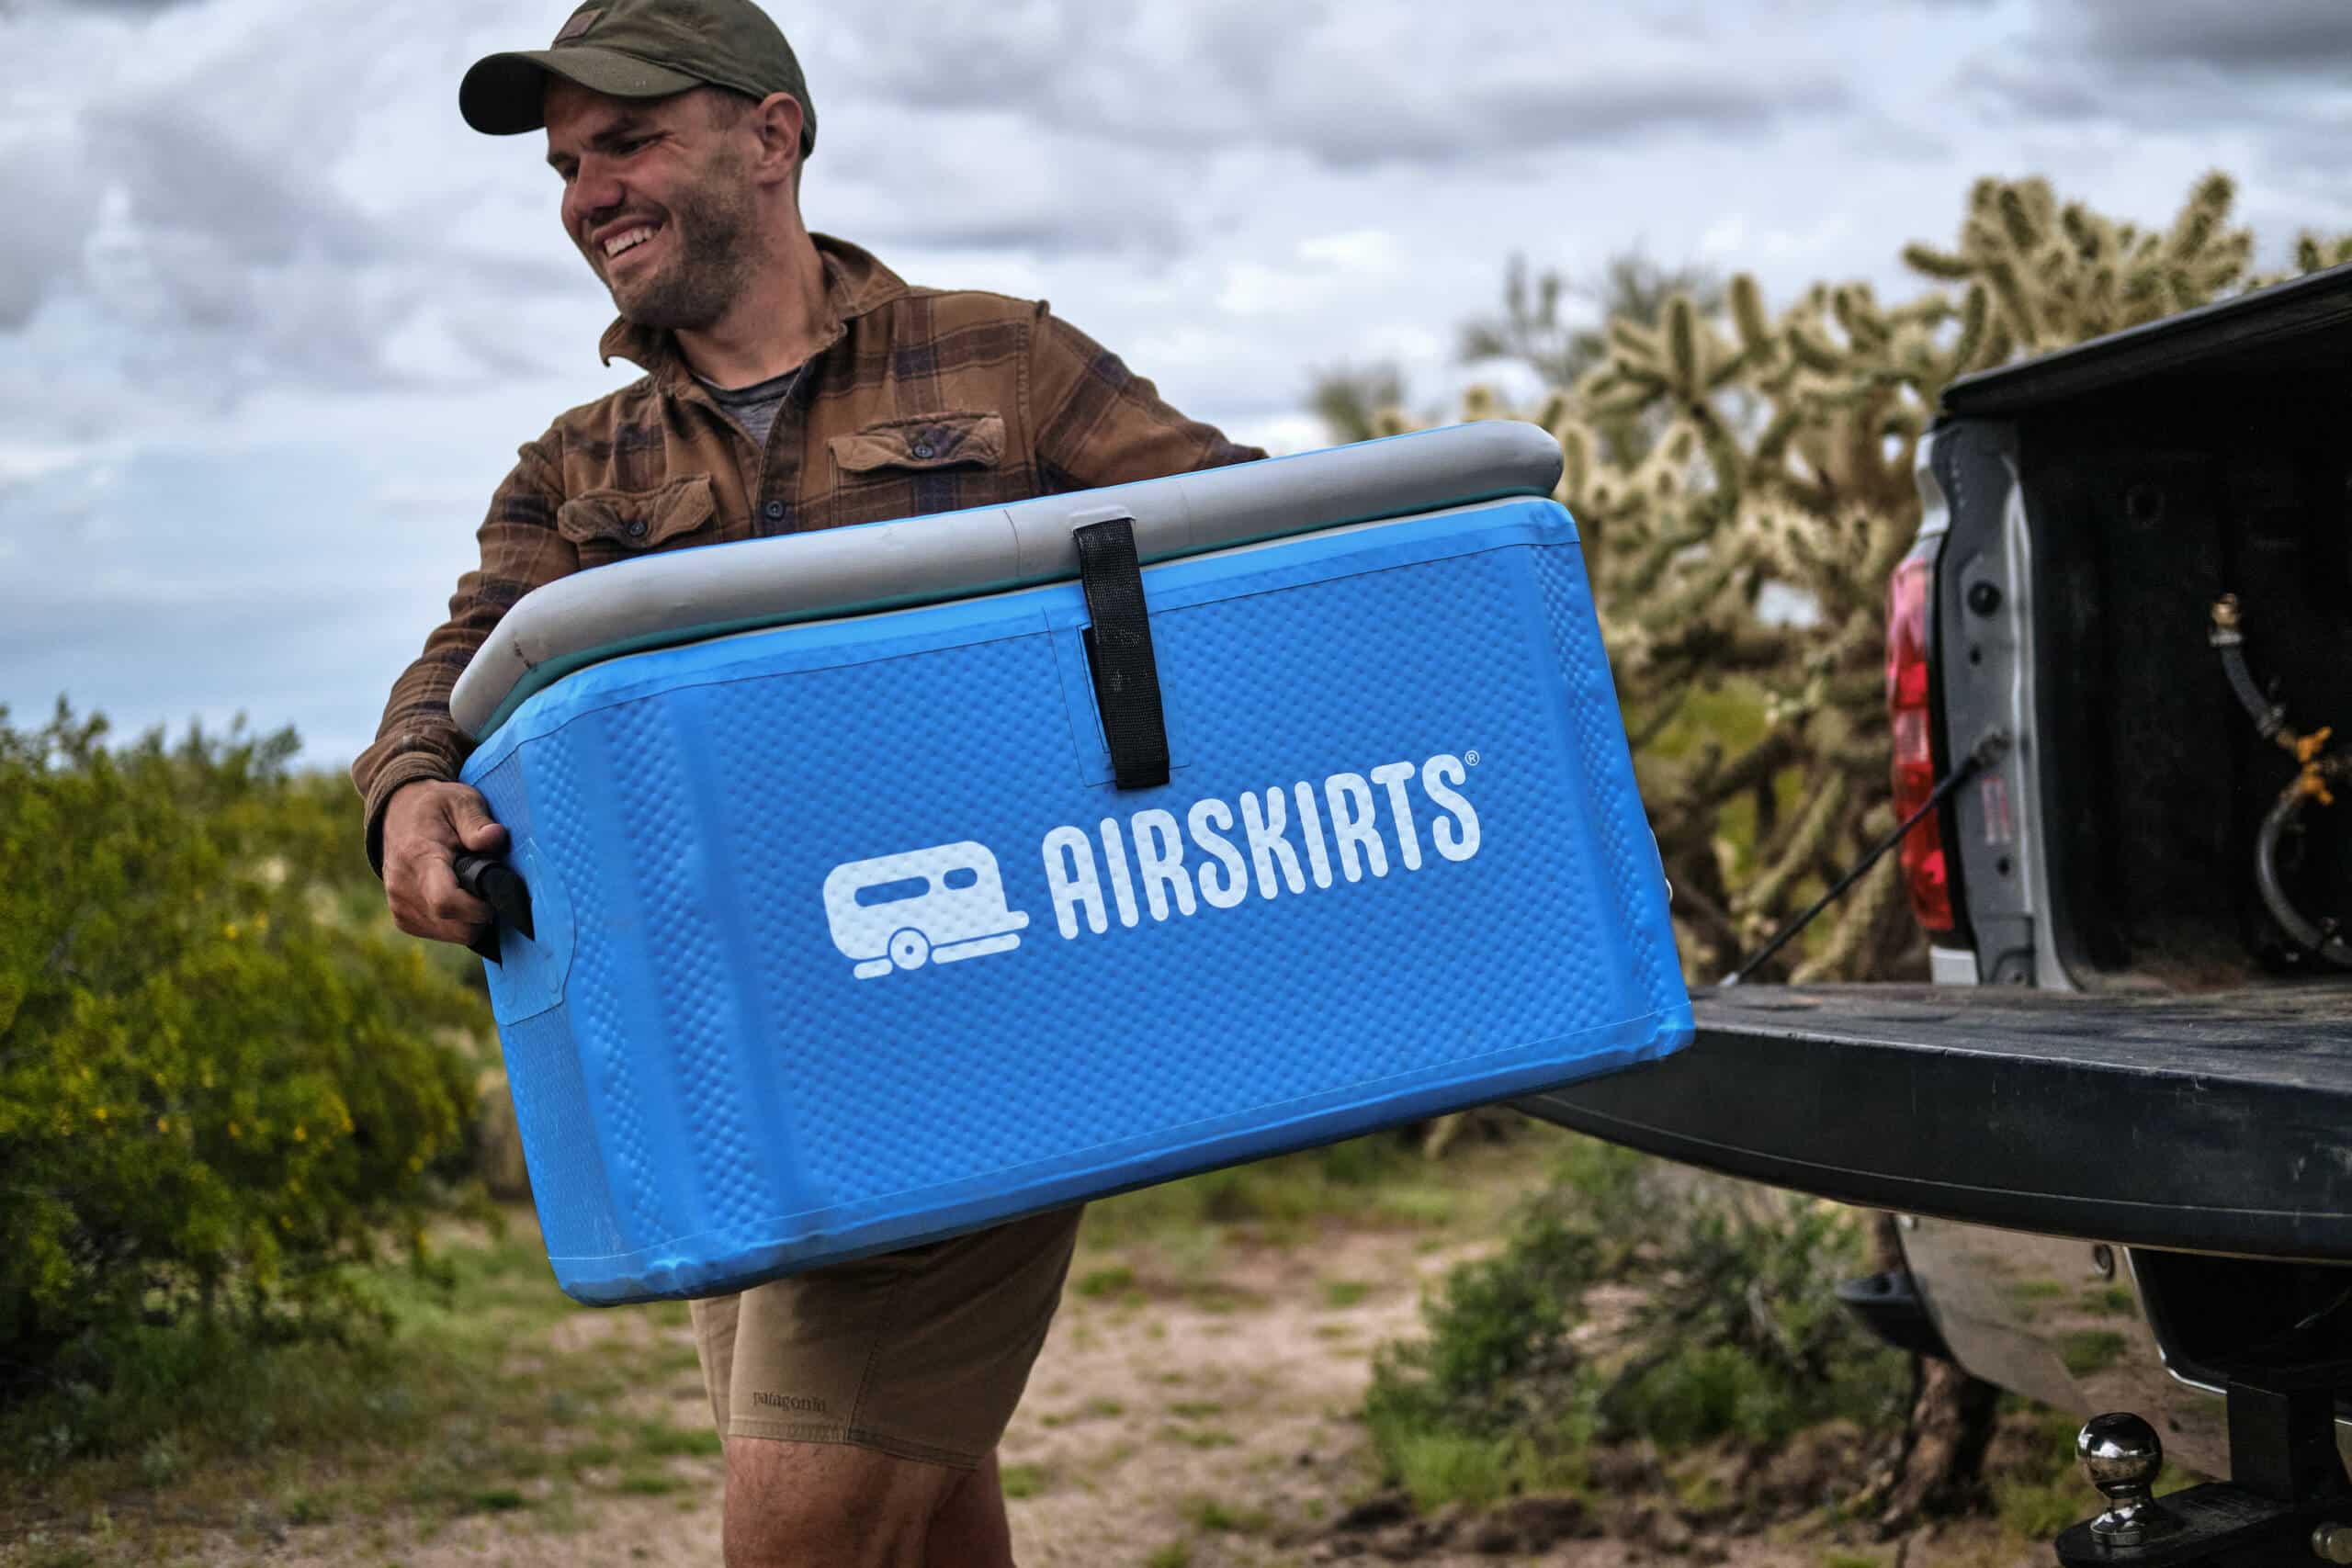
[452,423,1691,1304]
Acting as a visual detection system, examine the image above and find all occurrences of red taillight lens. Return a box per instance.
[1886,552,1954,933]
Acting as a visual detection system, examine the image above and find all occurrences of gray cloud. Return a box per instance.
[2245,107,2352,231]
[1951,0,2352,138]
[810,106,1200,259]
[0,0,614,401]
[2056,0,2352,68]
[72,102,422,389]
[0,132,102,328]
[38,0,204,11]
[1951,57,2108,122]
[807,0,1852,170]
[1275,71,1850,169]
[88,99,385,272]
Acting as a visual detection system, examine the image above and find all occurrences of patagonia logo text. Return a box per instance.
[752,1392,830,1414]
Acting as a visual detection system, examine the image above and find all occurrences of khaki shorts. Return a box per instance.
[687,1205,1084,1470]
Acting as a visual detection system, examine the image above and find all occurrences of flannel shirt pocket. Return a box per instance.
[556,473,717,555]
[828,412,1006,475]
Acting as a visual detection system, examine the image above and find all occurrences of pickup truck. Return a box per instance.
[1527,262,2352,1565]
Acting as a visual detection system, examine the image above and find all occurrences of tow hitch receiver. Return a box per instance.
[2056,1362,2352,1565]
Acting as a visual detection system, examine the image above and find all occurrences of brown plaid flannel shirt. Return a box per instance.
[352,233,1265,870]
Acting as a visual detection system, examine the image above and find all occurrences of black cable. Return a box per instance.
[1717,730,2011,989]
[2255,785,2352,970]
[2210,596,2286,739]
[2218,642,2285,739]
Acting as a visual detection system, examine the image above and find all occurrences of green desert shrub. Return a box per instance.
[1364,1136,1906,1505]
[0,703,489,1393]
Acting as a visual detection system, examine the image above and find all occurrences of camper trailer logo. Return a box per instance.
[821,753,1485,980]
[822,842,1032,980]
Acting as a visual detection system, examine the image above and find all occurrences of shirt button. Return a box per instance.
[626,518,648,537]
[911,442,936,459]
[763,501,786,520]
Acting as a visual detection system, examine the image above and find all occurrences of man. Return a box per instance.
[350,2,1263,1562]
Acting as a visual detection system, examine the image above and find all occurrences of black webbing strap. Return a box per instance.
[1072,516,1170,790]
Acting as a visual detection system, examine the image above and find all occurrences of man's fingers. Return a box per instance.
[393,851,493,944]
[422,855,494,929]
[447,791,511,853]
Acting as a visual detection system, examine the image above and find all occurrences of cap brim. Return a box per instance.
[459,46,705,136]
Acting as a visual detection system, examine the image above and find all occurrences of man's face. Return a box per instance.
[543,80,757,332]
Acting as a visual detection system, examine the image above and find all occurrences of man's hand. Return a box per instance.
[384,779,512,945]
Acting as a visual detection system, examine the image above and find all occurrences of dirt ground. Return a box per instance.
[1003,1220,2044,1568]
[1005,1221,1471,1566]
[9,1156,2060,1568]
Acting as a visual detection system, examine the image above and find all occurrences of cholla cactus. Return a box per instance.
[1375,173,2349,982]
[1901,172,2254,355]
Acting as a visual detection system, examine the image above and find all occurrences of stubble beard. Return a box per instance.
[600,156,760,332]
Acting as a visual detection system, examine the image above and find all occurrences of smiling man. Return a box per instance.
[348,2,1261,1563]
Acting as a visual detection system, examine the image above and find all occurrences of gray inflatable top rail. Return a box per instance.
[452,420,1564,740]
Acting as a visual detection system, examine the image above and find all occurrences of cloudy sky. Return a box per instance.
[2,0,2347,773]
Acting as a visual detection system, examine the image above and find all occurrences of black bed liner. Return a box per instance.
[1521,983,2352,1261]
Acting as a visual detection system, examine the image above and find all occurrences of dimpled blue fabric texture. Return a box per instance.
[460,497,1691,1303]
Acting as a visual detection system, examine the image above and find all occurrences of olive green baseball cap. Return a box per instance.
[459,0,816,155]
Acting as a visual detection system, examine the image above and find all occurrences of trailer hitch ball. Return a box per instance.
[2078,1412,2173,1546]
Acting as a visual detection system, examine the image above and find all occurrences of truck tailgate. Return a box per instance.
[1521,983,2352,1259]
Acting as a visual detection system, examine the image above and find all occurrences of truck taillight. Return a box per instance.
[1886,551,1954,933]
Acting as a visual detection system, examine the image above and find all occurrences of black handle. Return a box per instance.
[453,851,535,964]
[1073,515,1170,790]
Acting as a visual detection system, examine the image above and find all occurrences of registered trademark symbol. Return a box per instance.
[1464,750,1481,766]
